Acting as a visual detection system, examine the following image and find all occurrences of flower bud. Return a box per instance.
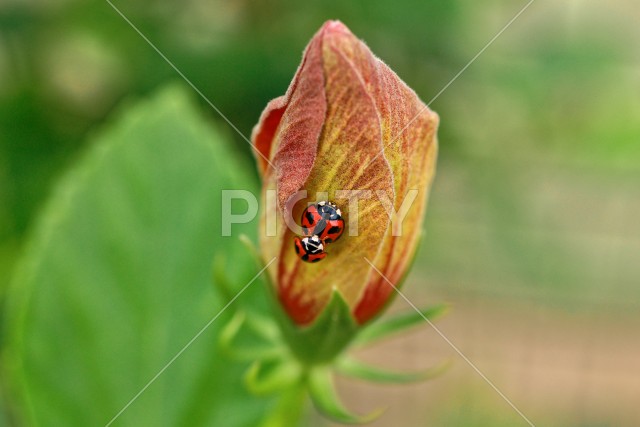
[252,20,438,328]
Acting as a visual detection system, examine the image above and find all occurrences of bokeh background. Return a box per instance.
[1,0,639,426]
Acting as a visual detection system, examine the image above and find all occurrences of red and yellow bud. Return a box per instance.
[252,21,438,328]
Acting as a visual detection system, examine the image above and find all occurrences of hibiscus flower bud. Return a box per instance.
[252,21,438,331]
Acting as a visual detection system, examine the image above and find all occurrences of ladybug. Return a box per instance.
[301,201,345,243]
[293,235,327,263]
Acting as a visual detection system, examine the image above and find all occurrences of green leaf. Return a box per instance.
[353,303,449,347]
[307,367,383,424]
[4,85,275,426]
[336,357,450,384]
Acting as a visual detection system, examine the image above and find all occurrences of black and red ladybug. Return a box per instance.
[300,201,345,243]
[294,201,345,263]
[293,235,327,263]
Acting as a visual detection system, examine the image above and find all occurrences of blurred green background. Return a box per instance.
[1,0,639,426]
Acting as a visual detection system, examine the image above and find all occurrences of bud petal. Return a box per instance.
[252,21,438,327]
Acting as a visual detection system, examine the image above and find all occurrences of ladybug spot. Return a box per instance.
[312,258,321,263]
[294,243,300,254]
[305,212,315,224]
[328,226,341,234]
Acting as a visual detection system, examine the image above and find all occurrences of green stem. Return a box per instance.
[257,380,308,427]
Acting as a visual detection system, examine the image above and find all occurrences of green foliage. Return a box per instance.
[3,85,273,426]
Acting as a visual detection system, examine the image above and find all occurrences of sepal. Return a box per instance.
[277,290,360,365]
[218,311,284,361]
[245,358,302,396]
[307,367,384,424]
[336,356,451,384]
[354,303,449,347]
